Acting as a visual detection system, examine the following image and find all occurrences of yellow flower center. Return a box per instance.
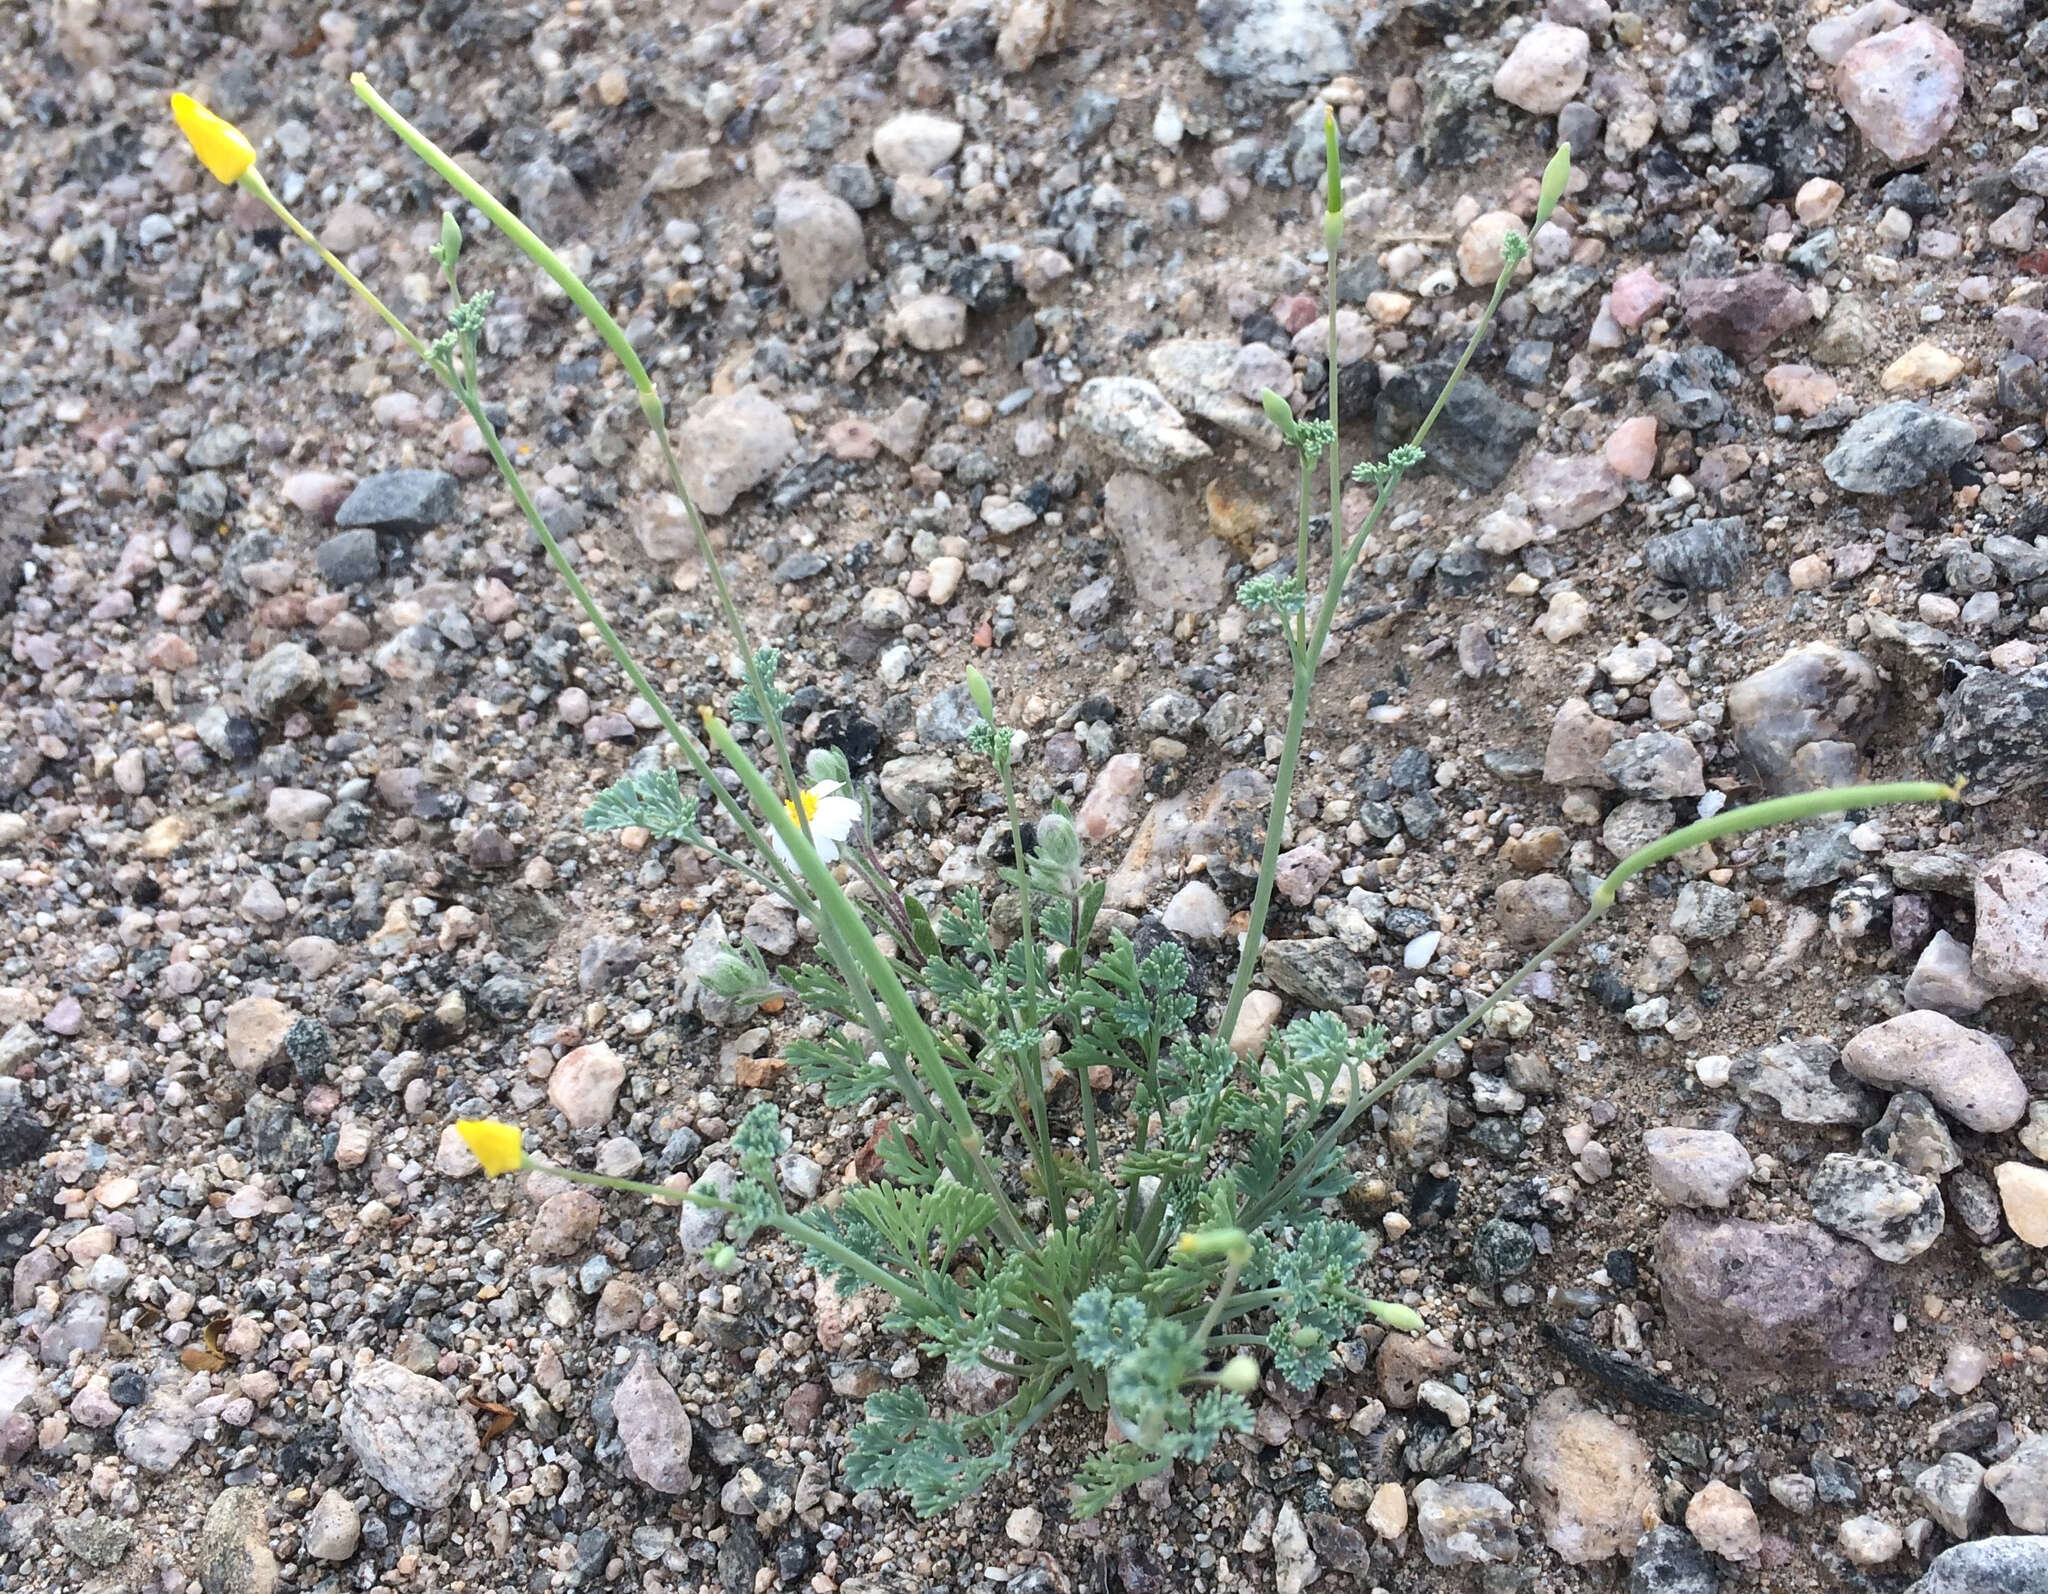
[783,788,822,826]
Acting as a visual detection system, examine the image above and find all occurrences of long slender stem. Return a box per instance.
[239,169,429,360]
[700,712,1037,1254]
[352,73,806,824]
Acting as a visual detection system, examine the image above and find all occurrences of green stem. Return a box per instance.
[352,73,807,825]
[1593,780,1957,908]
[238,169,430,361]
[699,711,1037,1254]
[1240,777,1958,1232]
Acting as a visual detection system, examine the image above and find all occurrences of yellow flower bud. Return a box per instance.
[170,93,256,186]
[455,1119,526,1177]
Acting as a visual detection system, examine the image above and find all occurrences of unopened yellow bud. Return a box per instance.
[170,93,256,186]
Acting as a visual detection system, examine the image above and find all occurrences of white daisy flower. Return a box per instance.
[775,780,862,867]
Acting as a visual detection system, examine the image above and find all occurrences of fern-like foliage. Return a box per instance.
[582,767,702,840]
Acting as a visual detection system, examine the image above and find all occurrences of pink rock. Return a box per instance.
[1077,752,1145,841]
[1833,20,1965,166]
[549,1041,626,1130]
[825,419,880,460]
[1764,364,1841,418]
[1679,270,1813,360]
[1607,268,1669,331]
[282,471,354,523]
[1271,294,1319,336]
[1603,417,1658,482]
[1522,452,1627,530]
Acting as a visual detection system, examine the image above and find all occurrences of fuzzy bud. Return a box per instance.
[706,1244,739,1273]
[436,211,463,269]
[1217,1354,1261,1394]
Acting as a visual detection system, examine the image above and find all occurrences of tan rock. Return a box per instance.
[1524,1389,1657,1563]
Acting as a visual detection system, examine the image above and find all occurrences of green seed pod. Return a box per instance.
[1323,107,1342,218]
[436,210,462,268]
[707,1243,739,1273]
[1534,143,1572,229]
[1177,1226,1253,1264]
[1364,1299,1427,1335]
[966,665,995,724]
[1217,1354,1261,1394]
[1258,387,1299,441]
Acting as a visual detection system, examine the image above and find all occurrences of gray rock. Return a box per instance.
[1069,574,1116,626]
[1777,821,1864,892]
[197,1487,277,1594]
[1637,345,1742,430]
[1412,1479,1518,1567]
[772,180,864,318]
[1731,1037,1878,1126]
[1906,930,1998,1017]
[1914,1453,1989,1539]
[1628,1525,1719,1594]
[1670,881,1743,942]
[1984,1434,2048,1533]
[334,470,459,533]
[1071,378,1210,473]
[1374,359,1536,491]
[178,470,229,531]
[1139,691,1202,737]
[1823,402,1976,494]
[303,1489,361,1562]
[1646,518,1750,592]
[1973,849,2048,996]
[116,1389,197,1473]
[1261,938,1364,1009]
[1907,1538,2048,1594]
[612,1354,693,1494]
[1928,665,2048,805]
[187,423,254,470]
[1727,644,1885,793]
[38,1290,108,1366]
[915,682,980,746]
[1861,1090,1961,1178]
[1103,473,1228,613]
[1807,1151,1944,1262]
[675,389,798,517]
[246,642,324,721]
[339,1360,481,1508]
[1654,1213,1893,1379]
[314,528,380,588]
[879,753,956,817]
[1146,340,1274,445]
[1602,731,1704,799]
[1195,0,1357,89]
[1840,1010,2026,1132]
[1643,1127,1754,1209]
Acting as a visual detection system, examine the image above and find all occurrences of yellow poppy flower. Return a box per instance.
[455,1119,526,1177]
[170,93,256,186]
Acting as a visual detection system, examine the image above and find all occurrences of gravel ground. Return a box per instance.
[3,1,2048,1592]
